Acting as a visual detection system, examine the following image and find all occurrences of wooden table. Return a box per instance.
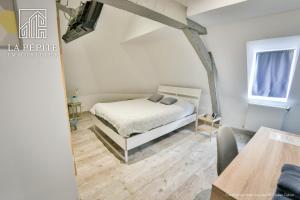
[211,127,300,200]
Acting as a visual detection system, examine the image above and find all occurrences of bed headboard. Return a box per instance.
[157,85,202,114]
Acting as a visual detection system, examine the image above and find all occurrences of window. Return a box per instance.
[249,49,296,102]
[247,36,300,106]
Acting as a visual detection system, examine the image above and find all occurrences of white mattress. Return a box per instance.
[90,98,195,137]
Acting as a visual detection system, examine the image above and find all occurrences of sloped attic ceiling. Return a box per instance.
[60,0,300,132]
[60,4,159,97]
[174,0,187,6]
[188,0,300,26]
[120,3,300,131]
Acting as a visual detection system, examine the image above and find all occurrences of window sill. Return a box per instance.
[248,99,291,110]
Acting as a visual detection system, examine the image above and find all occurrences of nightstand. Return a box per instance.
[68,102,82,118]
[197,114,221,141]
[68,102,82,131]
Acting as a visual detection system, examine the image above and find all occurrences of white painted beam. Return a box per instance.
[183,28,220,114]
[96,0,206,34]
[182,28,212,72]
[130,0,187,24]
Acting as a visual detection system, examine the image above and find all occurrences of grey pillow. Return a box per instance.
[160,97,177,105]
[148,94,164,102]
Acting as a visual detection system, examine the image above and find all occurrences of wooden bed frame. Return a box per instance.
[92,85,202,163]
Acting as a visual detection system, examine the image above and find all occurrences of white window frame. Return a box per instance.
[247,36,300,107]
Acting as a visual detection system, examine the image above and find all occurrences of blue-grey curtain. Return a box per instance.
[252,50,294,98]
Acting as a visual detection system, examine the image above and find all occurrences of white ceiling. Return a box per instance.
[174,0,187,6]
[188,0,300,26]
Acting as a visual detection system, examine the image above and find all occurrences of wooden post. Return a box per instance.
[56,5,77,175]
[183,28,220,115]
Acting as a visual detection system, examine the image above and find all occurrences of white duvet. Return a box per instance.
[90,98,195,137]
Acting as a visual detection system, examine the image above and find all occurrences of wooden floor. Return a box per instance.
[72,113,251,200]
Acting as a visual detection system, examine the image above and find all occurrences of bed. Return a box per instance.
[91,85,202,162]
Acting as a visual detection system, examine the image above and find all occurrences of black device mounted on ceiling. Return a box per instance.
[62,1,103,43]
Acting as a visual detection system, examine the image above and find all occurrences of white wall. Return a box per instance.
[126,27,212,114]
[128,9,300,133]
[60,4,159,111]
[61,2,300,133]
[0,0,78,199]
[203,9,300,132]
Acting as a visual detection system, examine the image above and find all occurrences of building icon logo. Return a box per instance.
[19,9,47,39]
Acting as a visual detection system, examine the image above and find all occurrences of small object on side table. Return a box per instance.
[197,113,221,141]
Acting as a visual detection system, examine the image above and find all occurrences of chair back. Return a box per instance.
[217,126,238,175]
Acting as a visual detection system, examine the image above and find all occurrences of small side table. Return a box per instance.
[68,102,82,131]
[197,114,221,141]
[68,102,82,118]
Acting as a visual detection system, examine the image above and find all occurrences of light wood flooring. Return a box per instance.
[71,112,251,200]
